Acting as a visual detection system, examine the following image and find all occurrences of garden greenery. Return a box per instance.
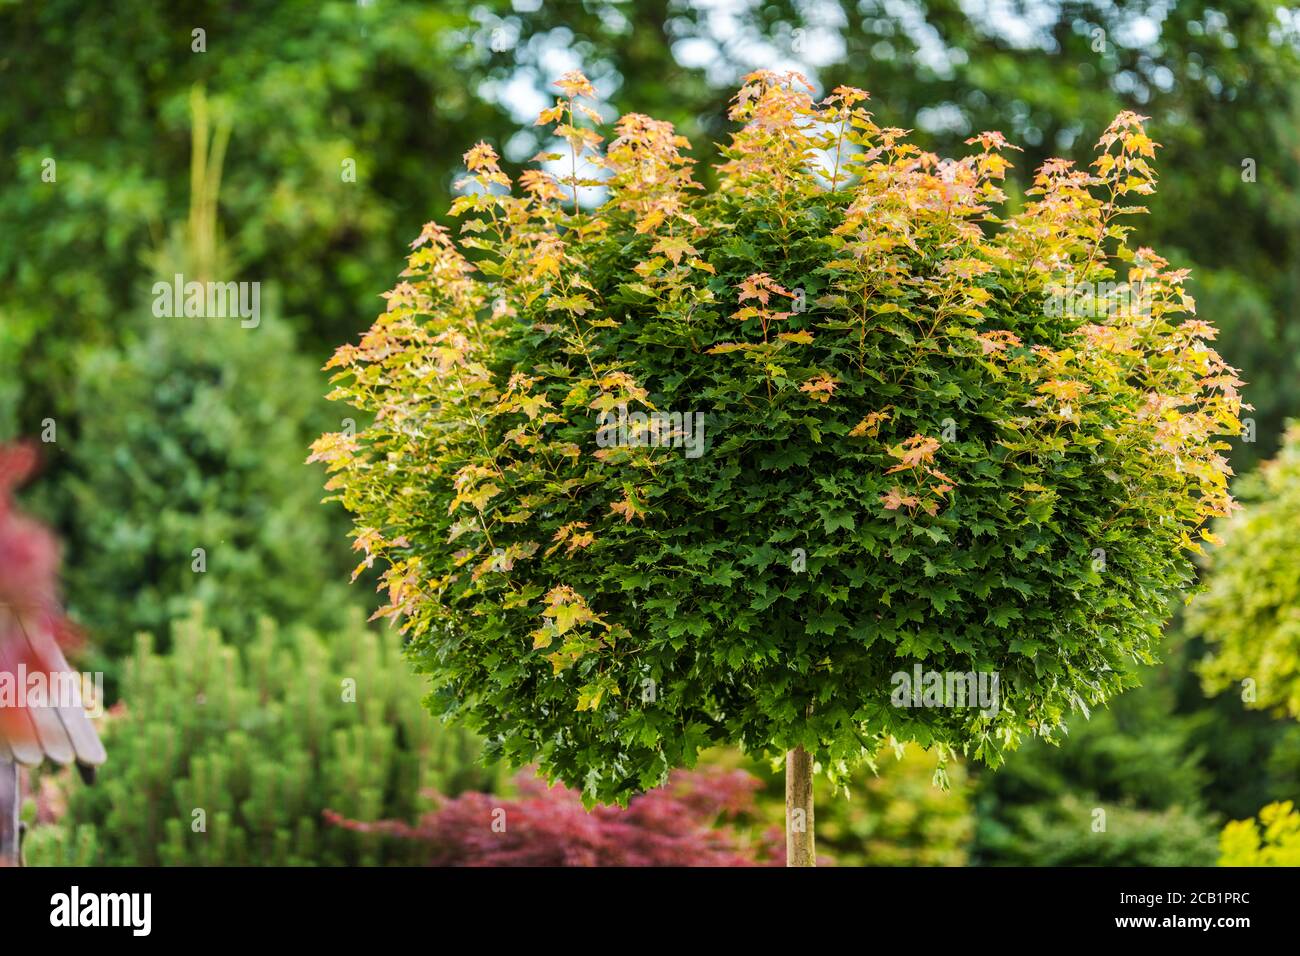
[26,606,506,866]
[313,71,1243,805]
[37,93,358,672]
[1188,423,1300,719]
[53,311,354,669]
[1219,800,1300,867]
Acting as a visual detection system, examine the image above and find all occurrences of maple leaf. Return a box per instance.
[536,102,565,126]
[609,488,647,523]
[886,434,941,473]
[799,373,838,403]
[824,85,869,107]
[555,70,597,100]
[546,521,595,557]
[849,410,891,438]
[977,330,1021,355]
[881,487,919,511]
[651,235,698,265]
[464,141,500,173]
[736,272,792,306]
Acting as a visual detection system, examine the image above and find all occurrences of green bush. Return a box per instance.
[1158,620,1300,824]
[1188,423,1300,719]
[976,793,1217,867]
[1219,801,1300,866]
[41,308,358,671]
[24,606,507,866]
[971,665,1219,866]
[1187,435,1300,867]
[24,87,362,673]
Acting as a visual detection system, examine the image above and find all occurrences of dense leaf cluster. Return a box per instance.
[316,71,1242,804]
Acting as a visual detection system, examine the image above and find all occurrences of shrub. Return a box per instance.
[313,69,1243,858]
[24,607,506,866]
[327,766,780,866]
[1219,801,1300,866]
[977,792,1217,867]
[1188,436,1300,868]
[42,309,360,670]
[1188,423,1300,719]
[970,660,1220,865]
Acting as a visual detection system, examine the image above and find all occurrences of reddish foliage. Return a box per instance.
[0,443,76,747]
[327,767,784,866]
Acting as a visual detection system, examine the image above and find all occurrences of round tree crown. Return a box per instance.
[312,70,1243,804]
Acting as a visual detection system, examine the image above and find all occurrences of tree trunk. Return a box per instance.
[785,746,815,866]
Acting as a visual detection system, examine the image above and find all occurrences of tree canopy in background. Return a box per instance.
[5,1,1298,457]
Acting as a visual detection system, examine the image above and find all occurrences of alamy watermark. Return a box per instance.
[890,664,1000,716]
[595,404,706,458]
[0,666,104,718]
[152,273,260,328]
[50,886,151,936]
[1044,273,1152,320]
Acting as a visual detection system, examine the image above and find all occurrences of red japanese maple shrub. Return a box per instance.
[326,766,783,866]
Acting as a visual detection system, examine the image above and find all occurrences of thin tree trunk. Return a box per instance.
[785,746,815,866]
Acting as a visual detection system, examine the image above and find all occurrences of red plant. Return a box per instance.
[326,767,784,866]
[0,443,77,747]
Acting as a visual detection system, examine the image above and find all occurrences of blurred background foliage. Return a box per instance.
[3,0,1298,864]
[25,606,509,866]
[717,743,975,866]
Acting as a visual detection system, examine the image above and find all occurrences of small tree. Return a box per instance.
[313,71,1242,864]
